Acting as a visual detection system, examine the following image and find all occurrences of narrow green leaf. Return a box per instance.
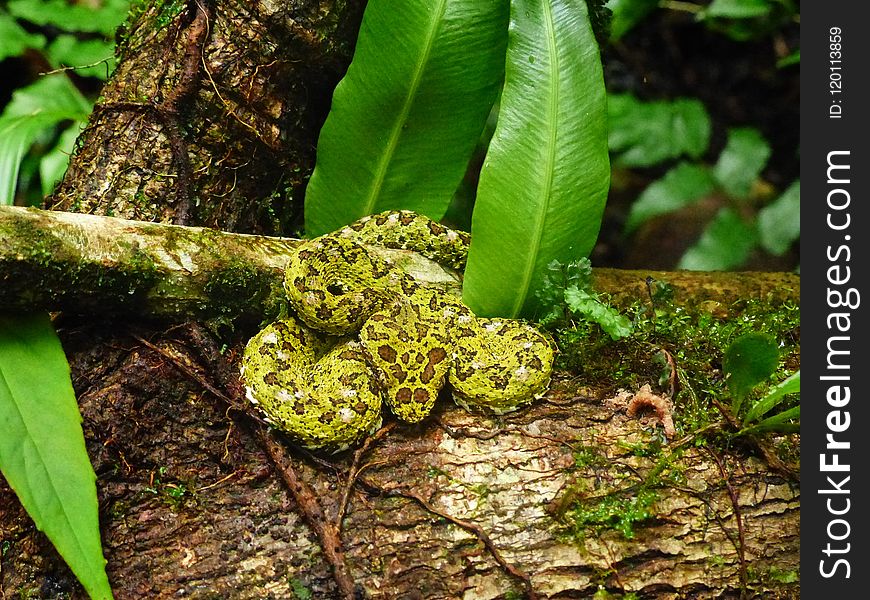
[739,406,799,436]
[8,0,129,36]
[776,49,800,68]
[46,35,117,80]
[712,127,771,199]
[722,331,778,415]
[0,313,113,600]
[608,94,711,167]
[702,0,772,20]
[0,75,92,206]
[757,179,799,255]
[606,0,658,41]
[463,0,610,318]
[678,207,757,271]
[0,11,46,61]
[624,162,716,233]
[304,0,509,236]
[745,370,799,423]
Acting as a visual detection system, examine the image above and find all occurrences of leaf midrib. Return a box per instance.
[361,0,449,216]
[510,0,559,316]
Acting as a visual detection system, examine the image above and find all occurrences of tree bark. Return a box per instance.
[0,1,799,599]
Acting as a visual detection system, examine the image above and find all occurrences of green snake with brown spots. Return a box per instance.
[240,211,554,452]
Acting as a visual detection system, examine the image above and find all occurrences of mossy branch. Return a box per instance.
[0,206,799,322]
[0,206,462,322]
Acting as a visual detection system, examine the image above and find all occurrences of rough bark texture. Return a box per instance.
[49,0,366,233]
[0,1,800,598]
[0,323,800,599]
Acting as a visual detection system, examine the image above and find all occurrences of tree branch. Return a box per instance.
[0,206,798,323]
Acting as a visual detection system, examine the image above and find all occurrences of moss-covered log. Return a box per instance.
[0,206,798,322]
[0,205,462,321]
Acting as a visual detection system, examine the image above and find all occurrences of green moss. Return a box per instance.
[203,258,281,320]
[562,488,657,541]
[553,295,800,442]
[557,444,683,543]
[142,467,197,510]
[288,578,313,600]
[549,287,799,546]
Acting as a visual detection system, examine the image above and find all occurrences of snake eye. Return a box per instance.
[326,283,345,295]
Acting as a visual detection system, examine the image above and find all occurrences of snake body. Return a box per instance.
[241,211,554,451]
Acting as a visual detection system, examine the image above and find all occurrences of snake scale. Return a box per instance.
[241,211,554,452]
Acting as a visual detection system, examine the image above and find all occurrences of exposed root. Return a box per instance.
[708,448,748,599]
[257,431,360,600]
[335,422,397,528]
[353,473,539,599]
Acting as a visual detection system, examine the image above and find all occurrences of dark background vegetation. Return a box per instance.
[596,3,799,271]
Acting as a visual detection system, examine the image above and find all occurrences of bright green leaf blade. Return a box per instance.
[757,179,800,255]
[678,207,757,271]
[777,49,800,68]
[745,369,799,423]
[7,0,129,36]
[304,0,509,236]
[0,313,113,600]
[722,331,779,413]
[463,0,610,318]
[712,127,771,199]
[606,0,658,41]
[703,0,773,19]
[46,35,117,80]
[0,75,92,205]
[0,11,46,61]
[739,406,800,436]
[624,162,716,233]
[40,124,83,197]
[608,94,711,167]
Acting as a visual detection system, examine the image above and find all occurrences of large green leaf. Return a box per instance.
[304,0,509,236]
[0,10,46,61]
[608,94,711,167]
[757,179,800,255]
[40,124,83,197]
[47,35,118,80]
[606,0,658,41]
[0,313,113,599]
[712,127,771,199]
[7,0,129,36]
[462,0,610,318]
[678,207,757,271]
[624,162,716,233]
[722,331,779,415]
[0,75,92,206]
[702,0,772,20]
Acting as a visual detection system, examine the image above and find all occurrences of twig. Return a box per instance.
[355,474,538,599]
[133,334,232,405]
[161,0,211,225]
[257,430,359,600]
[334,422,397,528]
[708,449,748,598]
